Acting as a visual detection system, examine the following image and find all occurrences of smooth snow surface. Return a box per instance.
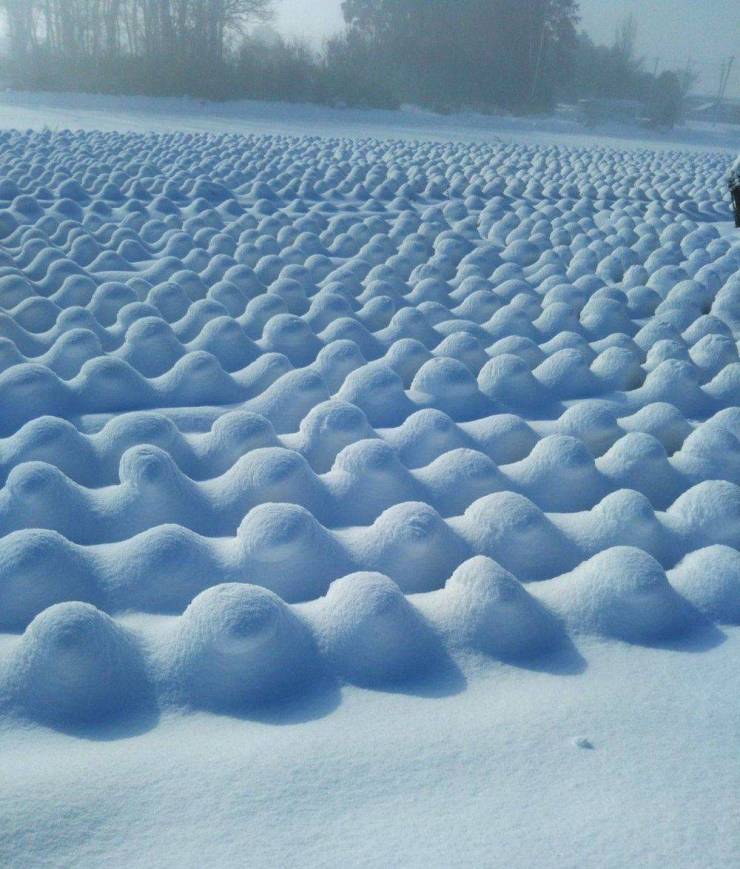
[0,102,738,867]
[0,89,738,153]
[2,634,740,868]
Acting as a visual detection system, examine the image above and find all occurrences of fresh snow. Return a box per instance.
[0,93,738,868]
[0,89,738,152]
[2,632,740,869]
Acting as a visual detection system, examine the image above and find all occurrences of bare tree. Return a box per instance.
[613,14,639,68]
[2,0,272,63]
[1,0,39,57]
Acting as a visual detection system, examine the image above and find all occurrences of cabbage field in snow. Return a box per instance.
[0,125,738,868]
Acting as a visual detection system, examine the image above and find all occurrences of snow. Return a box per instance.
[2,633,740,868]
[0,89,736,152]
[0,92,738,867]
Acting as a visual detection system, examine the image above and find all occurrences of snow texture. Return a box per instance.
[0,113,738,867]
[0,127,737,728]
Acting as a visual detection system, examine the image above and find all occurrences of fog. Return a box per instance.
[276,0,739,98]
[276,0,344,44]
[1,0,736,115]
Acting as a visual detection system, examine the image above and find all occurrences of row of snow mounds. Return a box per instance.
[0,138,736,445]
[0,283,739,388]
[0,131,731,217]
[0,223,737,334]
[0,407,738,544]
[1,477,739,630]
[0,400,732,489]
[0,260,737,364]
[0,234,736,329]
[0,216,735,314]
[1,545,737,728]
[0,292,738,425]
[0,129,737,731]
[0,336,739,437]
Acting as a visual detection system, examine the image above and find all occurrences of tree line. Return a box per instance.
[0,0,688,121]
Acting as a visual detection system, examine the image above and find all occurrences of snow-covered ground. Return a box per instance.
[0,95,738,867]
[3,633,739,868]
[1,88,739,152]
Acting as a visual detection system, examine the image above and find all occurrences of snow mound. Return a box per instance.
[420,556,565,660]
[535,547,701,643]
[7,602,149,726]
[312,572,443,688]
[166,583,317,711]
[669,546,740,624]
[0,127,737,727]
[0,529,98,630]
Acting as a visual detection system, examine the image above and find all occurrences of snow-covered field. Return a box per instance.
[0,96,738,867]
[1,88,739,152]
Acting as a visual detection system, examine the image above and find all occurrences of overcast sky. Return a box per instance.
[275,0,739,98]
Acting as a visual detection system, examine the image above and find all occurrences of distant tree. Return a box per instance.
[340,0,578,112]
[612,14,638,68]
[0,0,688,116]
[341,0,416,39]
[1,0,37,57]
[0,0,274,96]
[566,15,655,104]
[649,70,684,128]
[322,28,399,108]
[236,29,319,102]
[678,63,699,99]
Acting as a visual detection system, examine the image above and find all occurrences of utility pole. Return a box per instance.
[721,56,735,101]
[715,58,726,124]
[529,5,548,106]
[714,56,735,124]
[677,57,694,124]
[648,57,661,112]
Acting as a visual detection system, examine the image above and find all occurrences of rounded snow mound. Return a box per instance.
[535,547,701,643]
[237,503,336,601]
[667,481,740,547]
[423,556,565,660]
[9,602,149,727]
[669,546,740,624]
[167,583,317,711]
[368,500,470,592]
[0,529,98,631]
[314,572,442,688]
